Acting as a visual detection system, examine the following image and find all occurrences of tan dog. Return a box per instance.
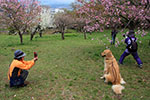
[101,49,126,94]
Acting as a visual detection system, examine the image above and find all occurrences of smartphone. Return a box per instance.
[34,52,38,58]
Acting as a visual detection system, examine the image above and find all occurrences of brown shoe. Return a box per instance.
[24,81,30,85]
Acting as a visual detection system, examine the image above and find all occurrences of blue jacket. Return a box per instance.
[125,36,137,47]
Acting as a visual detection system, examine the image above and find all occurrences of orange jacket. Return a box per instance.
[8,59,35,80]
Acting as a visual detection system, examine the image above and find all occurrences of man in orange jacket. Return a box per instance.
[8,50,38,87]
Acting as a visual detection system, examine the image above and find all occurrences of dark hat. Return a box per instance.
[129,30,135,34]
[14,50,26,59]
[128,30,135,37]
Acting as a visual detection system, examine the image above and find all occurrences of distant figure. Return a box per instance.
[111,29,118,44]
[8,50,38,87]
[119,30,143,68]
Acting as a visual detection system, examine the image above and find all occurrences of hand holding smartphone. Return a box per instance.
[34,52,38,62]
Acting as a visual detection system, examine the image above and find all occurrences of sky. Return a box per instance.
[39,0,75,8]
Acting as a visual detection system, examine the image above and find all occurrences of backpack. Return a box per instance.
[127,37,138,52]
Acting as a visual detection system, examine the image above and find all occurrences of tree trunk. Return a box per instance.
[128,21,135,30]
[30,31,36,41]
[31,27,38,40]
[61,27,65,40]
[39,31,42,37]
[30,34,34,41]
[84,32,87,39]
[61,31,65,40]
[18,31,23,44]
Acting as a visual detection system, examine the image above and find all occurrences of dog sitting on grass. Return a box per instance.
[101,49,126,94]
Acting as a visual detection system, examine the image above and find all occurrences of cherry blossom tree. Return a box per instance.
[101,0,150,30]
[76,0,149,46]
[54,12,73,40]
[76,0,105,32]
[77,0,150,30]
[74,17,88,39]
[0,0,41,44]
[71,0,104,39]
[100,0,149,45]
[40,5,54,29]
[30,5,54,40]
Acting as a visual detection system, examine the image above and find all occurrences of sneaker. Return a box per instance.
[138,64,142,69]
[118,62,123,65]
[17,83,27,88]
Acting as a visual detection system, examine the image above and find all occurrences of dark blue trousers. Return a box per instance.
[111,35,116,44]
[10,70,28,87]
[119,50,143,65]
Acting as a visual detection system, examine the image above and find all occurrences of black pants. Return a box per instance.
[111,35,116,44]
[10,70,28,87]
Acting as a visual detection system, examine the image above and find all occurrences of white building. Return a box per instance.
[51,8,64,15]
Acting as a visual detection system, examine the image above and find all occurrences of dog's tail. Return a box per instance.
[112,84,125,94]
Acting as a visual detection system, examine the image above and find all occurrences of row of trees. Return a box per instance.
[75,0,150,32]
[0,0,149,44]
[80,0,150,45]
[0,0,41,44]
[52,0,150,41]
[0,0,73,43]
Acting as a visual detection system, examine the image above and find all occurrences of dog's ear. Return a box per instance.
[106,51,112,58]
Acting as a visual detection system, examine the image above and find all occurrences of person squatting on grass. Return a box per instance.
[119,30,143,68]
[8,50,38,87]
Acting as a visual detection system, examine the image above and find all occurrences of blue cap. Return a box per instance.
[14,50,26,59]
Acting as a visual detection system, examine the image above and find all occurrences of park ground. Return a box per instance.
[0,30,150,100]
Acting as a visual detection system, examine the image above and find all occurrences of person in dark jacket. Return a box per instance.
[111,29,118,44]
[119,30,143,68]
[8,50,38,87]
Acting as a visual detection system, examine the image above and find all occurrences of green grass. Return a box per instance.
[0,30,150,100]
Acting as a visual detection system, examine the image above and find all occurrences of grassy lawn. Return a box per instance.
[0,30,150,100]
